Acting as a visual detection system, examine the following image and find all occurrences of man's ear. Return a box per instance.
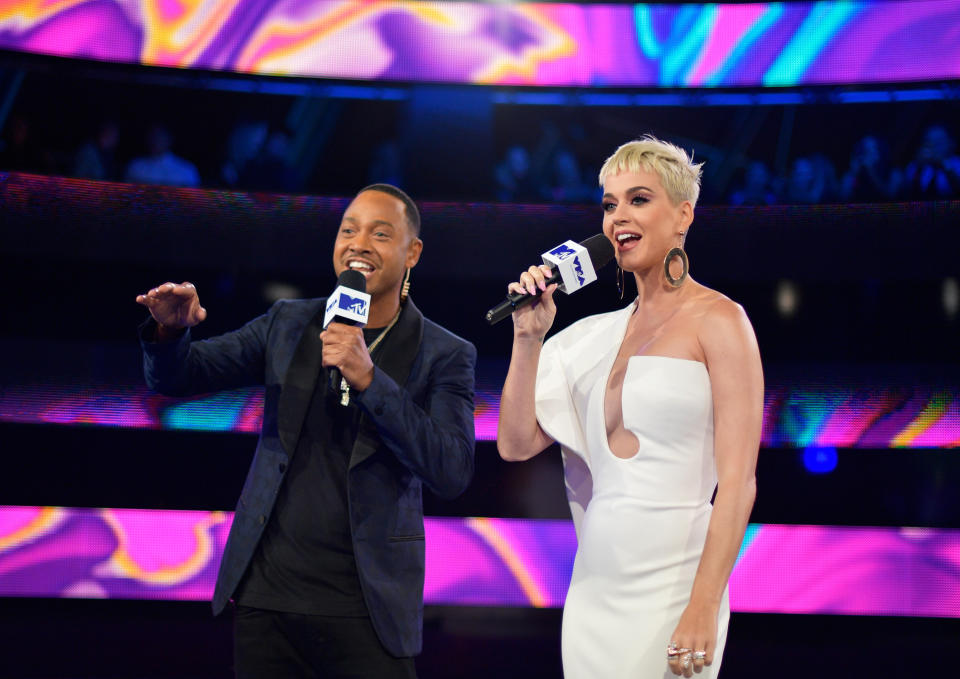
[406,238,423,269]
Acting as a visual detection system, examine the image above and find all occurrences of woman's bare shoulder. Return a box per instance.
[686,281,744,318]
[687,283,757,357]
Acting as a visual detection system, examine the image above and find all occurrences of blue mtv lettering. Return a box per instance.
[549,243,577,260]
[340,293,368,315]
[573,256,586,285]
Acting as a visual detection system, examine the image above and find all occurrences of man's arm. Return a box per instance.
[138,282,272,396]
[355,340,477,500]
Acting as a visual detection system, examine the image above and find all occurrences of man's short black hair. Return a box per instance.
[358,183,421,237]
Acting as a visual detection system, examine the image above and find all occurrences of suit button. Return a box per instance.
[258,515,265,525]
[279,463,287,473]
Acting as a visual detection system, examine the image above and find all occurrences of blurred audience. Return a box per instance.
[540,147,596,204]
[902,125,960,200]
[494,145,538,202]
[73,121,120,181]
[222,121,268,187]
[241,129,297,193]
[785,154,839,204]
[0,115,55,174]
[4,104,960,205]
[729,161,777,206]
[841,135,901,202]
[125,125,200,187]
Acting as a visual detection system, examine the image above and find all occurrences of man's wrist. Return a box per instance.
[351,366,376,393]
[154,323,186,342]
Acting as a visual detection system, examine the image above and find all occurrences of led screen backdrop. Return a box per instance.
[1,1,960,87]
[1,379,959,448]
[2,506,959,617]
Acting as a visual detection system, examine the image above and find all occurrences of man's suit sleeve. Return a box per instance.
[356,338,476,500]
[140,305,275,397]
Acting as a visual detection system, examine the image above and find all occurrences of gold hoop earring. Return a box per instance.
[399,268,411,303]
[663,248,689,287]
[616,266,625,300]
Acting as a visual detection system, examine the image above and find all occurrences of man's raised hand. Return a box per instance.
[136,282,207,338]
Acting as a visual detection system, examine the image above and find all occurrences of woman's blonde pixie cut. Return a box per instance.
[598,136,704,208]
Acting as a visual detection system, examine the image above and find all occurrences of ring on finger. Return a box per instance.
[692,650,706,662]
[680,652,692,669]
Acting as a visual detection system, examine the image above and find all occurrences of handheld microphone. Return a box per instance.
[485,233,615,326]
[324,269,370,404]
[324,269,370,329]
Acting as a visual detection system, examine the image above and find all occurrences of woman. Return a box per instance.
[497,136,763,678]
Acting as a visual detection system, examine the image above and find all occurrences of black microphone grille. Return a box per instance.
[337,269,367,292]
[579,233,615,269]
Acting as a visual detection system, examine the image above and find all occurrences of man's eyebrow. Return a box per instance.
[341,217,396,228]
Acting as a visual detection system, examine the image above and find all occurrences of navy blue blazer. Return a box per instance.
[141,297,476,657]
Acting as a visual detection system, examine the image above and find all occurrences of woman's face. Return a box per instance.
[601,168,692,275]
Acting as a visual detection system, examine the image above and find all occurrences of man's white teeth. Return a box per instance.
[348,261,373,271]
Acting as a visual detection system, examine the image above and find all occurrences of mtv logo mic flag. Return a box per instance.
[324,270,371,328]
[542,239,598,294]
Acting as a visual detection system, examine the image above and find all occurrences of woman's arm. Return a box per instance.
[497,265,559,462]
[669,298,763,675]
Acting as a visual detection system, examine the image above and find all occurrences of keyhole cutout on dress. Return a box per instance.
[604,301,691,459]
[604,350,640,459]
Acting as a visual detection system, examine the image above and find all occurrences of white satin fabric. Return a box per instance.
[536,303,729,678]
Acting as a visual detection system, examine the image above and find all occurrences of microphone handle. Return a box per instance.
[326,316,362,400]
[485,269,562,326]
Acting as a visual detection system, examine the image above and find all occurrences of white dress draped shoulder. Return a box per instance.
[536,303,729,678]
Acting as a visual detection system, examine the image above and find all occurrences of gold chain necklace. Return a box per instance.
[339,305,403,406]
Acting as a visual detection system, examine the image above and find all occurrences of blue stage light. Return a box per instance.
[803,446,838,473]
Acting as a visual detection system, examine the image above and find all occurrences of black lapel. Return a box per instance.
[277,302,327,458]
[349,298,424,470]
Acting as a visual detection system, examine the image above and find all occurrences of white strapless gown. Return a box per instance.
[535,305,730,678]
[561,355,728,678]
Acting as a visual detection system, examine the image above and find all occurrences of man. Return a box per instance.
[136,184,476,677]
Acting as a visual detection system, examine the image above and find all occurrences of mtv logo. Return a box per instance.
[572,256,586,285]
[541,239,596,294]
[339,293,368,315]
[548,243,577,261]
[324,285,371,328]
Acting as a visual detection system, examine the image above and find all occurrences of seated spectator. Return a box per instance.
[785,154,839,204]
[0,115,51,174]
[240,130,297,193]
[729,161,778,206]
[221,121,268,187]
[902,125,960,199]
[494,144,538,202]
[73,121,120,181]
[841,135,901,202]
[540,146,595,204]
[125,125,200,187]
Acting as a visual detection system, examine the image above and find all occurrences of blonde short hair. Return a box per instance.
[598,135,704,207]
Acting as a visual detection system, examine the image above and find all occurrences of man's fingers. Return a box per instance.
[172,282,197,297]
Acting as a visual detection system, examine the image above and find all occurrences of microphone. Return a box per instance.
[485,233,615,325]
[324,269,371,405]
